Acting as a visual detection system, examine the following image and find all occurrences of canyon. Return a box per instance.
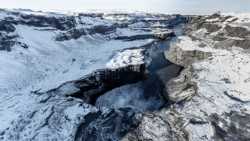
[0,9,250,141]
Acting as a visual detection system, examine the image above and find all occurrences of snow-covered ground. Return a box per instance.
[106,48,148,69]
[0,9,160,139]
[0,9,186,141]
[0,25,152,94]
[170,35,250,116]
[162,13,250,141]
[0,33,151,133]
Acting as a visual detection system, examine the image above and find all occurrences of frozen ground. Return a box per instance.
[0,25,153,94]
[0,9,155,137]
[0,9,186,141]
[161,13,250,141]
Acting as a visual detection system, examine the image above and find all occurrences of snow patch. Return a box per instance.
[106,48,148,69]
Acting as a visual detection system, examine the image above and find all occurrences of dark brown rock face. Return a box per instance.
[47,64,147,104]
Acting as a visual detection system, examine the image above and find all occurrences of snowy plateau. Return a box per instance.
[0,9,250,141]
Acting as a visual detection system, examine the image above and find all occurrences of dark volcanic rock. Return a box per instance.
[0,40,15,51]
[115,31,175,41]
[0,20,16,32]
[55,28,87,41]
[224,25,250,38]
[232,39,250,49]
[78,13,104,18]
[88,25,116,35]
[164,14,190,28]
[0,9,195,141]
[0,33,28,51]
[122,111,188,141]
[191,21,221,33]
[2,12,76,30]
[19,14,76,30]
[48,64,147,104]
[211,111,250,141]
[0,19,18,51]
[75,108,140,141]
[55,25,116,41]
[0,33,18,51]
[186,14,250,50]
[215,39,250,49]
[202,23,221,33]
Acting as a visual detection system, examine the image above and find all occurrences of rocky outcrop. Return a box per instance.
[0,9,188,50]
[0,20,16,32]
[210,111,250,141]
[55,28,87,41]
[0,33,17,51]
[165,67,196,103]
[0,9,192,141]
[185,13,250,50]
[18,14,76,30]
[5,9,250,141]
[158,14,250,141]
[122,13,250,141]
[162,36,211,103]
[0,32,28,51]
[115,31,175,41]
[55,25,116,41]
[75,108,140,141]
[88,25,116,35]
[47,64,147,104]
[165,39,212,67]
[224,25,250,38]
[0,19,18,51]
[122,110,188,141]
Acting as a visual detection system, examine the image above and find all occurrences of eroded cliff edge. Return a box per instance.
[1,9,250,141]
[0,9,188,141]
[122,14,250,141]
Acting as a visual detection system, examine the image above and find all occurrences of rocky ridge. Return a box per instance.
[1,9,250,141]
[121,13,250,141]
[0,9,187,141]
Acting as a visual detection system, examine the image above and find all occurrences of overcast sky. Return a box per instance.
[0,0,250,14]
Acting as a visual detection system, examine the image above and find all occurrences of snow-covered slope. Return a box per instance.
[0,10,153,94]
[124,13,250,141]
[5,9,250,141]
[0,9,187,141]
